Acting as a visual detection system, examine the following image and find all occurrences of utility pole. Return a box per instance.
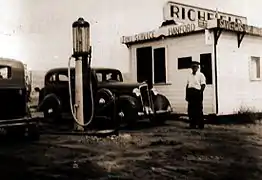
[72,17,90,131]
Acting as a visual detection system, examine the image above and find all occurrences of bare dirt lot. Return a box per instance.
[0,120,262,180]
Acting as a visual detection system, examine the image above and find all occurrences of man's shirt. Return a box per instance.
[187,71,206,90]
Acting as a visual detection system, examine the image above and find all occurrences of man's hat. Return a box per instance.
[191,61,200,66]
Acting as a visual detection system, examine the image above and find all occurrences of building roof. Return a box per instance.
[121,19,262,45]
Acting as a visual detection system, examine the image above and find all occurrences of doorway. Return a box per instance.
[136,47,152,87]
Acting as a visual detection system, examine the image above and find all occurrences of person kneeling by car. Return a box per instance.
[185,61,206,129]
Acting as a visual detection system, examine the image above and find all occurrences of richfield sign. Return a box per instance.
[163,1,247,24]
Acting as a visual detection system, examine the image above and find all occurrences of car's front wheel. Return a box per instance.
[117,95,139,127]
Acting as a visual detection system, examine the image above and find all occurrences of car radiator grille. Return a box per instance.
[139,84,154,112]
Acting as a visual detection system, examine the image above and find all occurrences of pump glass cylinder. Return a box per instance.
[72,18,90,57]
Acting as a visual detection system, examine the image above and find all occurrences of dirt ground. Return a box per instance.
[0,120,262,180]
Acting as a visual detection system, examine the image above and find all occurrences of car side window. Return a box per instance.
[58,74,68,82]
[49,74,56,82]
[106,72,121,81]
[96,73,102,82]
[106,73,112,81]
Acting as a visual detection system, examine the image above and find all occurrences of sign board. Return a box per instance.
[163,1,247,24]
[198,20,208,29]
[121,19,262,45]
[121,22,202,44]
[205,29,212,45]
[218,19,262,36]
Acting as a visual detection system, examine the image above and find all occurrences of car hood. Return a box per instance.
[98,81,144,89]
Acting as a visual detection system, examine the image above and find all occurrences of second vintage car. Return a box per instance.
[0,58,40,140]
[35,67,172,127]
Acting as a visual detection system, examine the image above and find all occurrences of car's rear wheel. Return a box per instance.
[117,95,139,127]
[44,106,61,123]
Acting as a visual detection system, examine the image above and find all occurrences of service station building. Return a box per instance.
[121,1,262,116]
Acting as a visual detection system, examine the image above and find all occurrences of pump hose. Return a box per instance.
[68,55,95,127]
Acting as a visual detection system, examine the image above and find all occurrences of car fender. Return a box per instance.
[37,93,61,112]
[153,94,172,111]
[118,95,138,107]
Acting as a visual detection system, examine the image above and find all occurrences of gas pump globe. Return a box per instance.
[72,17,90,57]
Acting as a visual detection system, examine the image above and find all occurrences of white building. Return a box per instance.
[121,1,262,116]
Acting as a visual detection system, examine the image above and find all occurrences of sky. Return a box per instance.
[0,0,261,72]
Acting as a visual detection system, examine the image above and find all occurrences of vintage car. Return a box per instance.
[0,58,39,139]
[34,67,172,127]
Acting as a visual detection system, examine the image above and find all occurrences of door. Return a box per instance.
[136,47,153,87]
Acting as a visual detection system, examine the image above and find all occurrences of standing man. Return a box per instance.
[186,61,206,129]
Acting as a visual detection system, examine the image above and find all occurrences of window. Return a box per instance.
[178,57,192,69]
[136,46,167,85]
[106,73,112,81]
[200,53,213,85]
[96,73,102,82]
[48,74,55,82]
[250,56,261,81]
[153,47,166,83]
[105,72,121,81]
[58,74,68,82]
[0,66,11,79]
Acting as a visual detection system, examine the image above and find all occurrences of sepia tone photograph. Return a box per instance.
[0,0,262,179]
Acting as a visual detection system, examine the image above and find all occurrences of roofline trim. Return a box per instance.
[121,19,262,45]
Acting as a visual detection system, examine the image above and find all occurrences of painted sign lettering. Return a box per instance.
[218,19,262,36]
[219,19,245,32]
[134,31,155,41]
[121,31,155,44]
[168,24,196,36]
[163,1,247,24]
[121,22,200,44]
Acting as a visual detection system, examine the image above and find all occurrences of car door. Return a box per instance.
[55,72,72,113]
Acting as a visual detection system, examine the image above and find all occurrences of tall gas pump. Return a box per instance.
[68,17,94,131]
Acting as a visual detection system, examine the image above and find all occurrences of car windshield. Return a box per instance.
[95,70,122,82]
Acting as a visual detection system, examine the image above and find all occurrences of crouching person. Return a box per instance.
[185,61,206,129]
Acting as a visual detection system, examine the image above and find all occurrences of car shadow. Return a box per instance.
[118,120,168,132]
[39,117,168,134]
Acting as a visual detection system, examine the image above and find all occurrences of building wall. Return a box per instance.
[217,32,262,115]
[129,32,215,115]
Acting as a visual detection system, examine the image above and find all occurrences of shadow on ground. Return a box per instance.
[107,121,262,180]
[0,136,108,180]
[0,121,261,180]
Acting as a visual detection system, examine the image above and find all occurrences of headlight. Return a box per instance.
[151,88,158,96]
[132,88,141,97]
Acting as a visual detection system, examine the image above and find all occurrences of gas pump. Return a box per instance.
[68,17,94,131]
